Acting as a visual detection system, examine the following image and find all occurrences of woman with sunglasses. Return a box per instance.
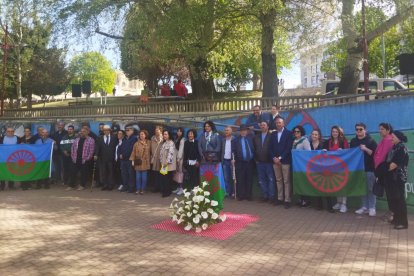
[324,125,349,213]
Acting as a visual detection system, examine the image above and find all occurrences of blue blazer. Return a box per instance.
[232,134,254,162]
[269,128,293,164]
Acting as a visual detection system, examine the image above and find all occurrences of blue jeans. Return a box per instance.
[120,160,135,192]
[136,170,148,191]
[361,171,376,209]
[257,162,276,199]
[222,160,234,196]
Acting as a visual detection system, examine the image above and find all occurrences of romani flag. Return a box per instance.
[0,143,53,181]
[200,163,226,212]
[292,148,367,196]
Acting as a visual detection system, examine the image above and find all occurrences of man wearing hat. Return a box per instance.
[94,125,118,190]
[231,124,255,200]
[117,126,138,193]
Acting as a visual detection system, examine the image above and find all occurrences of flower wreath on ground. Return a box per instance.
[170,181,226,232]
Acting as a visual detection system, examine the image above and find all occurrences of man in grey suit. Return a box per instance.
[221,126,235,198]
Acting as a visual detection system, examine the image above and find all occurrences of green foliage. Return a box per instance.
[69,52,116,94]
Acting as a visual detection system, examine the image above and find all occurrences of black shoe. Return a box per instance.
[284,202,291,209]
[162,193,171,198]
[260,197,268,203]
[44,185,50,189]
[394,225,408,230]
[101,187,107,191]
[273,200,283,206]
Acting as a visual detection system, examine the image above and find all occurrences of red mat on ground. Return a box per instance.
[151,213,259,240]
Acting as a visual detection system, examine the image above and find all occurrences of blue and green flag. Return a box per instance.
[292,148,367,196]
[0,143,53,181]
[200,163,226,211]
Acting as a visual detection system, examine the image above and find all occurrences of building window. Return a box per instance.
[311,76,316,86]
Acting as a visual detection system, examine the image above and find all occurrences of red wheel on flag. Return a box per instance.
[6,150,36,176]
[305,154,349,193]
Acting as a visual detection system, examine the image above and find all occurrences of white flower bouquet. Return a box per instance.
[170,181,226,232]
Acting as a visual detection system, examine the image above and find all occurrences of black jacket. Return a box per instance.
[95,135,117,162]
[350,134,377,172]
[253,132,272,163]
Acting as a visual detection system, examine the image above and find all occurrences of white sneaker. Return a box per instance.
[77,186,85,191]
[176,188,184,195]
[355,207,368,215]
[339,204,347,213]
[118,185,123,191]
[369,208,376,217]
[172,188,180,194]
[332,203,341,210]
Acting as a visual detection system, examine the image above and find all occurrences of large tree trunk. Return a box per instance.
[189,58,214,99]
[252,73,260,90]
[260,11,278,99]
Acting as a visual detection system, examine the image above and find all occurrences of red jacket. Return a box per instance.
[161,85,171,96]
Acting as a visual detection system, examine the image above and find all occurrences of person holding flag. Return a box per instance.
[0,127,22,190]
[35,129,56,189]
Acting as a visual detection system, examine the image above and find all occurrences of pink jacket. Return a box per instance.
[373,134,393,168]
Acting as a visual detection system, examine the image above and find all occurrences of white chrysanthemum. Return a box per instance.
[197,187,203,193]
[193,217,200,224]
[192,196,199,203]
[204,198,210,203]
[177,218,183,224]
[202,223,208,230]
[198,195,205,202]
[202,181,208,187]
[184,224,192,231]
[207,208,214,214]
[178,207,184,213]
[184,192,191,198]
[211,213,219,219]
[185,205,190,210]
[193,209,198,214]
[193,204,199,209]
[172,215,178,222]
[204,191,210,196]
[211,200,218,206]
[201,212,208,219]
[219,214,227,222]
[173,197,179,202]
[187,212,192,217]
[185,201,192,205]
[195,227,202,233]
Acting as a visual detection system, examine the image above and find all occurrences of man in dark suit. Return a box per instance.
[221,126,235,197]
[94,125,117,190]
[232,124,255,201]
[253,121,276,203]
[269,117,293,208]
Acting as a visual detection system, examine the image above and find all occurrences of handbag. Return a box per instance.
[203,151,219,162]
[373,178,384,197]
[134,158,143,166]
[160,165,168,175]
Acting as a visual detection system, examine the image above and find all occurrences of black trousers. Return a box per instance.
[160,171,174,196]
[235,160,253,200]
[99,160,115,189]
[185,165,199,189]
[387,181,408,227]
[62,155,74,185]
[70,162,91,188]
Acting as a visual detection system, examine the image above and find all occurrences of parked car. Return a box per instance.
[321,78,407,95]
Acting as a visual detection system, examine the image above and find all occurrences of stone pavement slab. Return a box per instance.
[0,186,413,275]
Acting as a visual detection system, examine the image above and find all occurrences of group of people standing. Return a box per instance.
[0,104,409,230]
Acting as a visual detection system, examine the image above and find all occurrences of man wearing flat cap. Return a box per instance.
[232,124,255,200]
[94,125,118,190]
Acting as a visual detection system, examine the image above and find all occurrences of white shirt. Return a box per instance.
[224,138,232,159]
[277,128,284,143]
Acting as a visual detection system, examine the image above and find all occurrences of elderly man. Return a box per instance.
[61,125,77,187]
[0,127,22,190]
[94,125,117,191]
[69,127,95,191]
[221,126,235,198]
[35,129,56,189]
[232,124,255,201]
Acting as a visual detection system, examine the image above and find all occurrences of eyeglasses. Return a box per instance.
[355,128,364,131]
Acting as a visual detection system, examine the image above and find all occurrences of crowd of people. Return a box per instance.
[0,104,409,230]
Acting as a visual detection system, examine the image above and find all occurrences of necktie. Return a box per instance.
[106,136,109,145]
[245,138,251,160]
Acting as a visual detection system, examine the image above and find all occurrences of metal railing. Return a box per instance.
[2,89,413,120]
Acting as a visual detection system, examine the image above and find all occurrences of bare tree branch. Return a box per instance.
[95,28,124,40]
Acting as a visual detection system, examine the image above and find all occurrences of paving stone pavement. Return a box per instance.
[0,185,413,276]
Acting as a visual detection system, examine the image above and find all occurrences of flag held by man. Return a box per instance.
[0,143,53,181]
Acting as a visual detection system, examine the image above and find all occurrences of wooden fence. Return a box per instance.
[2,89,413,120]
